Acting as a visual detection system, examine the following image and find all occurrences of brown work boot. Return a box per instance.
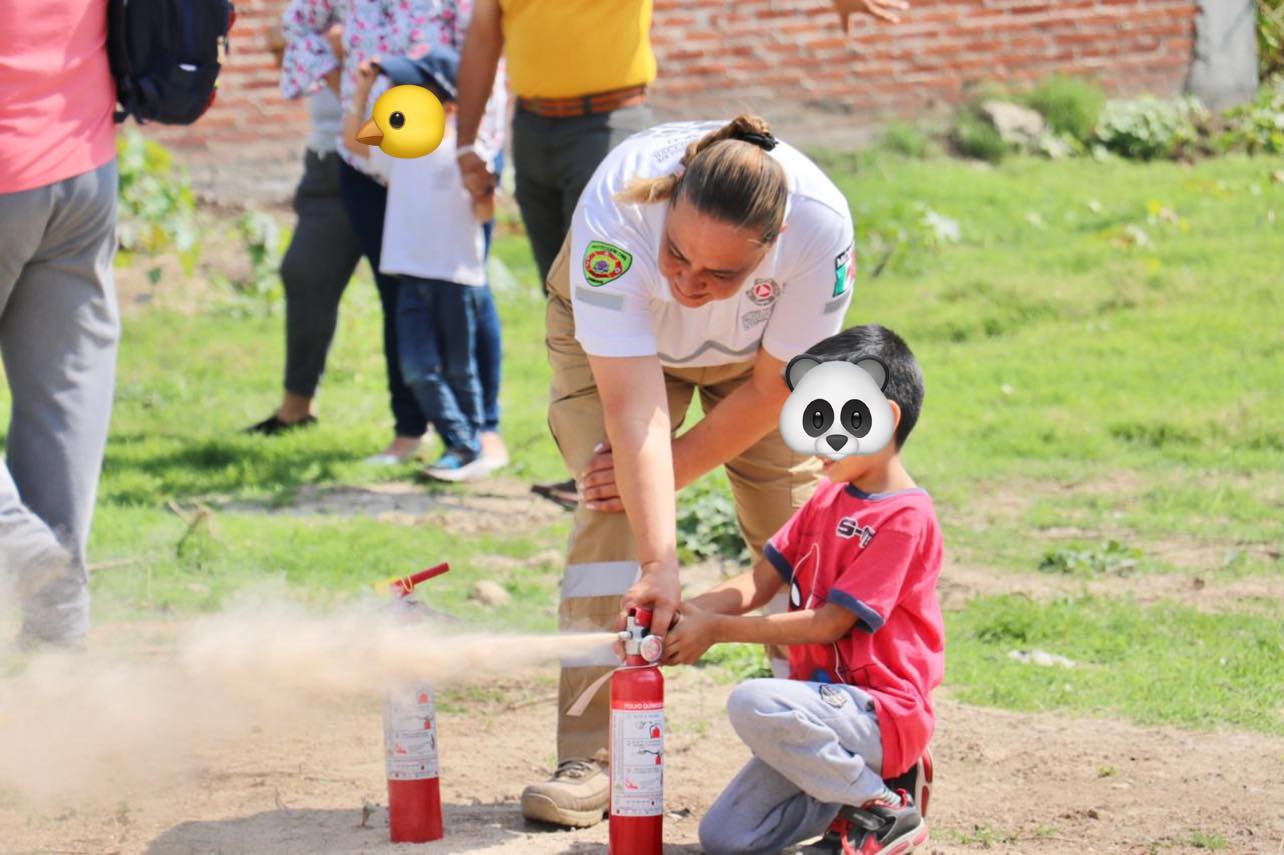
[520,759,609,828]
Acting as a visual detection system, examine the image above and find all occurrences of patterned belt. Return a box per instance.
[517,85,647,119]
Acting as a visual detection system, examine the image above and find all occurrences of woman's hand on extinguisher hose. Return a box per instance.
[620,559,682,644]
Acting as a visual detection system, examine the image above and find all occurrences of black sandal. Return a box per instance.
[531,478,579,511]
[244,414,318,436]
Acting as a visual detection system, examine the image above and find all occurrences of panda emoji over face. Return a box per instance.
[779,355,895,460]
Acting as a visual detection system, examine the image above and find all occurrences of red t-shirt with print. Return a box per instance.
[765,478,944,778]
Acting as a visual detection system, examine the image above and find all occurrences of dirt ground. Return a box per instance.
[3,480,1281,854]
[2,655,1281,855]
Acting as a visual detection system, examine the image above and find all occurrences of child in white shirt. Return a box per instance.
[343,48,496,481]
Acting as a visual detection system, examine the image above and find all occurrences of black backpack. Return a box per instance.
[107,0,235,125]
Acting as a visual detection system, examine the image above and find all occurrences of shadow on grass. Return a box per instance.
[101,433,372,504]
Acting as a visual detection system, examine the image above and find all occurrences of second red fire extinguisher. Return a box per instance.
[609,606,665,855]
[379,562,450,844]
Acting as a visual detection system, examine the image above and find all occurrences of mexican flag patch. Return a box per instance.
[833,243,854,297]
[582,240,633,287]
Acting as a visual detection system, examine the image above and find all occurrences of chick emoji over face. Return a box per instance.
[356,85,446,159]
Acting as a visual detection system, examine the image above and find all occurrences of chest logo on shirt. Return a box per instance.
[836,516,876,548]
[583,240,633,286]
[747,278,779,307]
[833,244,854,297]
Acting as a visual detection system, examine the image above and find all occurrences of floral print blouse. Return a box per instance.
[280,0,506,176]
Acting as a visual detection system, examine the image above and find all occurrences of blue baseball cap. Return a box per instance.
[377,46,460,101]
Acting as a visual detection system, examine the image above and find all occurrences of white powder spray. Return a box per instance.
[0,591,616,804]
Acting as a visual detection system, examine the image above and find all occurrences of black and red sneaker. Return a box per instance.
[801,789,928,855]
[883,747,934,819]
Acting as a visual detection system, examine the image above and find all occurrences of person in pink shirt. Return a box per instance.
[665,325,941,855]
[0,0,120,649]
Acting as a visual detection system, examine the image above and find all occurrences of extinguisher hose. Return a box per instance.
[565,663,655,718]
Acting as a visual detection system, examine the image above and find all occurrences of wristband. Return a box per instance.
[455,143,480,161]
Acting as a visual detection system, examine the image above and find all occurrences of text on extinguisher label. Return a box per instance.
[384,684,439,781]
[611,708,664,817]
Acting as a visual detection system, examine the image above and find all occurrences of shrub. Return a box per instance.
[115,129,199,274]
[1219,81,1284,155]
[1039,540,1142,577]
[1261,0,1284,80]
[701,643,772,681]
[677,483,749,564]
[1020,75,1106,144]
[951,103,1009,163]
[879,122,934,159]
[1095,95,1207,160]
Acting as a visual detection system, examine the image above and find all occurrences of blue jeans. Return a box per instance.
[339,161,503,438]
[336,161,427,438]
[396,277,483,452]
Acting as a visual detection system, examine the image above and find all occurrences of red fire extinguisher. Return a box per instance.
[609,606,665,855]
[379,562,450,844]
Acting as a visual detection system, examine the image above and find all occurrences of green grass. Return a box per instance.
[698,642,773,684]
[1188,830,1228,850]
[814,152,1284,579]
[2,151,1282,734]
[89,506,567,632]
[947,594,1284,734]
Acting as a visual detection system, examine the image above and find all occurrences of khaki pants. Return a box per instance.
[544,238,823,762]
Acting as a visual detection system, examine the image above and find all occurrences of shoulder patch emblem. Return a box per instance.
[582,240,634,287]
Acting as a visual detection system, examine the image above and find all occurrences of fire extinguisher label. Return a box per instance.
[384,685,439,781]
[610,704,664,817]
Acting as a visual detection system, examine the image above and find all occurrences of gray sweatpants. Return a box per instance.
[699,678,886,855]
[0,160,120,643]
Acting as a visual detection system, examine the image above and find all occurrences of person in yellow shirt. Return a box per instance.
[452,0,908,829]
[455,0,905,287]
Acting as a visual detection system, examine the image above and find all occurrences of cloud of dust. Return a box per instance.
[0,591,617,804]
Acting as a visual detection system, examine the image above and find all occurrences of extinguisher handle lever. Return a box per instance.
[382,562,451,597]
[630,606,654,630]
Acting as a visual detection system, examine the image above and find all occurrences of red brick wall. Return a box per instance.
[647,0,1198,130]
[148,0,1197,201]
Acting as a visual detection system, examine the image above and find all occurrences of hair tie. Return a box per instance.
[735,130,778,151]
[736,131,777,150]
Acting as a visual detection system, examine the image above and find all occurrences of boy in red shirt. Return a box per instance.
[665,324,942,855]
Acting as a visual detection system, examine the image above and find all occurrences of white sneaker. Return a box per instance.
[479,431,509,469]
[363,437,423,466]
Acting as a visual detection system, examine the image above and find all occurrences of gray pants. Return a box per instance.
[281,149,363,399]
[511,103,652,286]
[0,160,120,643]
[699,678,886,855]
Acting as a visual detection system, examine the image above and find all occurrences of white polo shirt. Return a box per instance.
[569,121,856,367]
